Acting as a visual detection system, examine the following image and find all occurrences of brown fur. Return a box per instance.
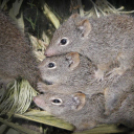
[0,11,39,89]
[38,52,134,114]
[45,14,134,113]
[46,14,134,78]
[33,91,134,131]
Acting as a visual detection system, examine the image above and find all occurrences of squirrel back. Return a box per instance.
[0,10,39,89]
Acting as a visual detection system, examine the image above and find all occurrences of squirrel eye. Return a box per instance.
[53,99,61,103]
[48,63,55,68]
[60,39,67,45]
[52,98,62,105]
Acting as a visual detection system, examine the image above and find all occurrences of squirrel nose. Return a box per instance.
[44,50,51,57]
[44,48,55,57]
[44,51,52,57]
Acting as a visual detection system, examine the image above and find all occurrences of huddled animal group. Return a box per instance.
[34,14,134,131]
[1,9,134,132]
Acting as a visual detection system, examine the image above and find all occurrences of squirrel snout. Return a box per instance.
[45,48,56,57]
[44,50,52,57]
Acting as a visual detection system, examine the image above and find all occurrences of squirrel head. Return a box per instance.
[38,52,93,87]
[33,92,86,115]
[45,14,92,57]
[33,92,105,132]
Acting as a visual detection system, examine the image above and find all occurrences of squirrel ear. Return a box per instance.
[72,92,86,111]
[66,52,80,70]
[76,19,91,38]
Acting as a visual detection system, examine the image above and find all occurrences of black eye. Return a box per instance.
[60,39,67,45]
[48,63,55,68]
[40,92,44,94]
[42,39,44,42]
[53,99,61,103]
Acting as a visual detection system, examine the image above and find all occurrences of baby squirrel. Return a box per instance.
[33,91,134,132]
[33,92,105,131]
[38,52,97,94]
[38,52,134,114]
[45,14,134,113]
[45,14,134,81]
[0,11,39,89]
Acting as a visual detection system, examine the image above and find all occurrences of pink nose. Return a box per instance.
[33,96,37,101]
[45,48,55,57]
[45,49,52,57]
[33,96,41,106]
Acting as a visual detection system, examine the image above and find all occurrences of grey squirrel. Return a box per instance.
[45,14,134,113]
[0,11,39,89]
[45,14,134,81]
[33,91,134,132]
[38,52,97,94]
[33,92,105,131]
[38,52,134,114]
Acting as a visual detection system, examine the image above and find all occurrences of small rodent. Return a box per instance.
[38,52,134,114]
[45,14,134,113]
[0,11,39,89]
[38,52,97,94]
[33,92,105,131]
[33,91,134,131]
[45,14,134,81]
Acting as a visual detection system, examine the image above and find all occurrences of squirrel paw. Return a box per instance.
[37,82,46,93]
